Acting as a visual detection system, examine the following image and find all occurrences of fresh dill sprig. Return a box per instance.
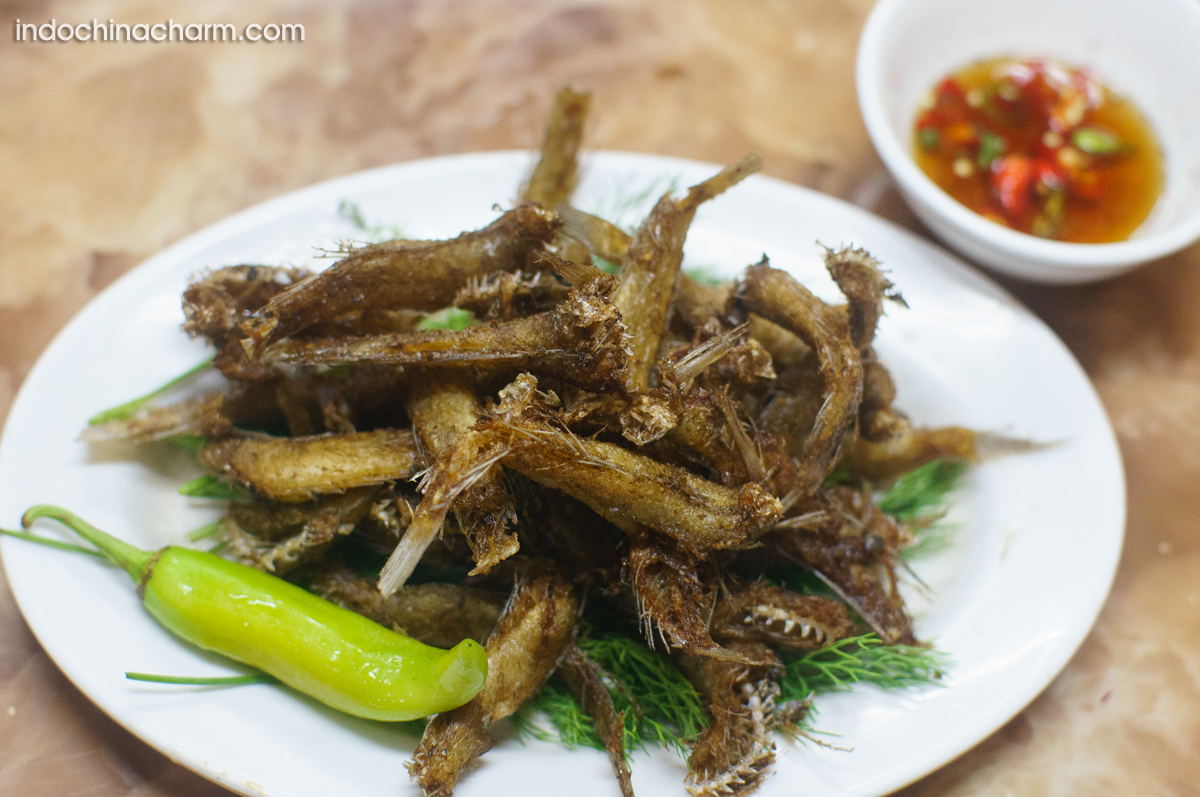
[592,254,620,274]
[583,172,681,233]
[178,474,248,501]
[87,358,214,426]
[337,200,408,242]
[517,631,705,759]
[878,458,967,560]
[682,266,727,286]
[878,458,966,522]
[167,434,205,454]
[902,522,959,560]
[187,520,224,542]
[416,308,477,332]
[520,630,945,763]
[582,632,706,756]
[778,633,946,702]
[518,678,603,750]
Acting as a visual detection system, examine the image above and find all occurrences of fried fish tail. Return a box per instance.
[558,645,634,797]
[615,154,762,391]
[523,85,591,210]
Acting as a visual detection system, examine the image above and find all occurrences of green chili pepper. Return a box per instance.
[917,127,940,152]
[976,132,1007,169]
[1071,127,1127,155]
[11,505,488,722]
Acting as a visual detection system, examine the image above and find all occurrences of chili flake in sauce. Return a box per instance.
[913,58,1162,243]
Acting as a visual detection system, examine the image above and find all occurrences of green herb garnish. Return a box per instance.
[87,358,213,426]
[416,308,477,332]
[976,132,1007,169]
[516,631,705,759]
[917,127,940,151]
[592,254,621,274]
[683,266,727,287]
[1071,127,1127,155]
[878,458,966,522]
[178,474,247,501]
[778,634,947,701]
[337,200,408,242]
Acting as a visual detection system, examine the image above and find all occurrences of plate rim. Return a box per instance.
[0,149,1126,797]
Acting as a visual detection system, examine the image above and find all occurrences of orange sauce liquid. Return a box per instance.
[913,58,1163,243]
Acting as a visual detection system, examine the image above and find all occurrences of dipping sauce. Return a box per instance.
[913,58,1163,243]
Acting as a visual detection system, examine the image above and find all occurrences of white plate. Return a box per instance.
[0,151,1124,797]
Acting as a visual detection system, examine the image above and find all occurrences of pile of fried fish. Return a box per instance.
[84,87,985,797]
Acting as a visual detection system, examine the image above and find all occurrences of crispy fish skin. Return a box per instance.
[200,429,420,502]
[452,270,569,321]
[626,527,746,662]
[241,204,561,350]
[486,376,781,553]
[769,486,916,645]
[407,371,519,575]
[309,563,505,649]
[182,264,311,341]
[408,570,578,797]
[710,581,853,651]
[262,280,629,393]
[614,154,761,391]
[737,257,863,503]
[523,86,591,210]
[224,487,378,574]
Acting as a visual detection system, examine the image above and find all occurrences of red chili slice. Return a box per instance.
[991,155,1035,217]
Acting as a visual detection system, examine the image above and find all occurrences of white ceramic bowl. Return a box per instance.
[857,0,1200,283]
